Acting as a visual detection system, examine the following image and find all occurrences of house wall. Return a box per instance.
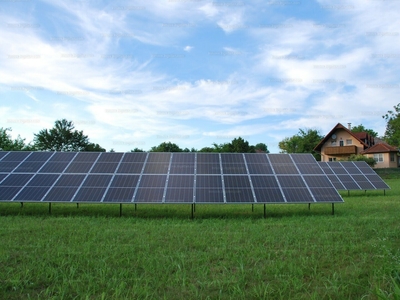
[364,153,399,168]
[320,129,364,162]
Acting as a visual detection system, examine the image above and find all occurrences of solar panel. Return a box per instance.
[0,152,345,207]
[318,161,390,190]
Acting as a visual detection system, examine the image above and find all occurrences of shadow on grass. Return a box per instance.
[0,202,339,220]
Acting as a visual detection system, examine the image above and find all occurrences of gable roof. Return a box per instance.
[361,143,398,154]
[314,123,370,152]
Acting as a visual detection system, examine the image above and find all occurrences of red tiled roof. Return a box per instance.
[352,132,368,140]
[361,143,398,154]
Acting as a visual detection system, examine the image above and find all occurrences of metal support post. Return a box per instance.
[20,202,23,208]
[308,203,311,210]
[120,204,122,217]
[49,202,52,214]
[252,204,254,212]
[263,204,266,218]
[191,204,194,219]
[332,203,334,215]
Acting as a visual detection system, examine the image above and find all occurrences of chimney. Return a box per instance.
[348,123,351,130]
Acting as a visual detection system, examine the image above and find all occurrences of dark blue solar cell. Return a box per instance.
[196,153,220,164]
[327,175,346,190]
[251,176,279,188]
[14,187,50,201]
[0,162,21,172]
[103,188,136,202]
[146,153,171,163]
[327,163,348,174]
[168,175,194,188]
[121,152,147,163]
[318,162,334,174]
[339,162,362,174]
[1,152,31,162]
[27,174,59,186]
[268,154,292,164]
[117,163,144,174]
[169,164,195,174]
[303,176,334,188]
[172,153,195,163]
[72,152,100,162]
[55,175,86,187]
[0,174,6,182]
[272,164,299,175]
[351,175,375,189]
[134,188,164,203]
[0,187,21,200]
[244,154,269,164]
[24,152,54,162]
[225,188,254,203]
[90,163,119,174]
[65,163,95,173]
[196,163,221,175]
[143,163,169,174]
[277,176,306,188]
[221,153,244,164]
[221,163,247,174]
[97,152,123,163]
[296,164,324,175]
[0,174,33,186]
[43,187,78,201]
[165,189,194,203]
[13,162,46,173]
[224,175,251,188]
[254,189,285,203]
[290,154,316,164]
[309,188,343,202]
[247,164,274,175]
[110,175,139,188]
[48,152,77,162]
[337,175,360,190]
[73,187,107,202]
[82,175,112,187]
[282,188,313,202]
[39,162,70,173]
[138,175,167,188]
[365,175,390,189]
[0,152,9,160]
[196,176,222,188]
[353,161,375,174]
[195,189,224,203]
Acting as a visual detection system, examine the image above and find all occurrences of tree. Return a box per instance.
[254,143,270,153]
[33,119,105,151]
[351,124,378,137]
[0,127,34,151]
[383,103,400,146]
[130,148,144,152]
[279,128,324,160]
[150,141,182,152]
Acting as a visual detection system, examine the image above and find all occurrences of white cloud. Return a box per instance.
[184,46,193,52]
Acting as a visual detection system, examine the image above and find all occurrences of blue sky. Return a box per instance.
[1,0,399,152]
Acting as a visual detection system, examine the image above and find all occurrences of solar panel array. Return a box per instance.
[318,161,390,190]
[0,152,344,204]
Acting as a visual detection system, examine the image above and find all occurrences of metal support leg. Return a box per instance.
[348,190,350,196]
[49,202,52,214]
[135,203,137,211]
[77,203,79,209]
[191,204,194,219]
[20,202,23,208]
[332,203,334,215]
[308,203,311,210]
[120,204,122,217]
[194,203,196,212]
[263,204,266,219]
[384,190,386,196]
[252,204,254,212]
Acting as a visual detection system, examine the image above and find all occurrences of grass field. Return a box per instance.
[0,173,399,299]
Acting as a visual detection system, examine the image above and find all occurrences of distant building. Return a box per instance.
[314,123,399,168]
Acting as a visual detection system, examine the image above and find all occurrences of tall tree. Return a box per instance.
[383,103,400,146]
[351,124,378,137]
[33,119,105,151]
[254,143,270,153]
[279,128,323,160]
[0,127,34,151]
[150,141,182,152]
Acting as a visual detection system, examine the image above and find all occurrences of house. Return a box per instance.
[314,123,399,168]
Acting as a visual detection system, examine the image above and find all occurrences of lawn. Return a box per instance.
[0,177,399,299]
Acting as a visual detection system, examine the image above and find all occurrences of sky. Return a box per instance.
[1,0,399,153]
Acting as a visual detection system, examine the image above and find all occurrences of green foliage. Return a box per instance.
[351,124,378,137]
[130,148,144,152]
[201,137,266,153]
[33,119,105,152]
[339,154,376,167]
[279,128,323,160]
[254,143,269,153]
[0,127,34,151]
[150,141,182,152]
[383,104,400,146]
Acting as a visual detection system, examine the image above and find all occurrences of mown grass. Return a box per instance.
[0,179,399,299]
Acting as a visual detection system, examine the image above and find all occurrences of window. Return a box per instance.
[339,140,344,146]
[390,153,395,162]
[374,153,383,163]
[331,140,336,146]
[346,139,352,145]
[329,157,336,161]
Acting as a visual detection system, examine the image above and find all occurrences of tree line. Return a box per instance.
[1,103,399,155]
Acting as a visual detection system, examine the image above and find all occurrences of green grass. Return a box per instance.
[0,180,400,299]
